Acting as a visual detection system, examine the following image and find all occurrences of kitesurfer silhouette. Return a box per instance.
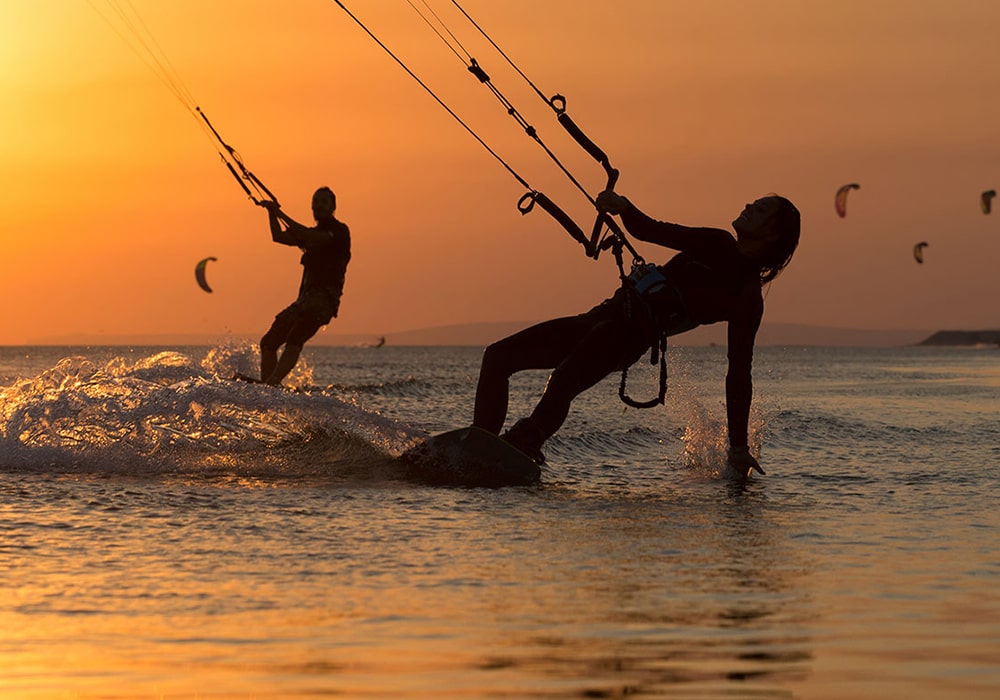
[256,187,351,386]
[473,191,800,479]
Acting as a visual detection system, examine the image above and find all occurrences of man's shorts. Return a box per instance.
[262,294,338,347]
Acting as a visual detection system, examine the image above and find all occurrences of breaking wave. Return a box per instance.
[0,343,425,481]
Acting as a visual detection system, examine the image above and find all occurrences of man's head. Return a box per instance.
[312,187,336,221]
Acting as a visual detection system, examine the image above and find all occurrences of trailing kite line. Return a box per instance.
[405,1,595,206]
[87,0,277,205]
[444,0,626,258]
[328,1,525,188]
[403,1,667,409]
[384,1,637,263]
[195,108,278,205]
[330,0,598,256]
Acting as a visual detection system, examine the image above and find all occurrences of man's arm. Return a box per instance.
[260,201,304,246]
[260,200,337,247]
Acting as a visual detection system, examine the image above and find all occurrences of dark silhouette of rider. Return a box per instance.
[473,189,800,478]
[257,187,350,385]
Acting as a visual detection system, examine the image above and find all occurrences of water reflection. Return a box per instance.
[435,485,820,697]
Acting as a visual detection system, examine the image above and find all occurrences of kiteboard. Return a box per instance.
[228,373,311,394]
[399,426,542,488]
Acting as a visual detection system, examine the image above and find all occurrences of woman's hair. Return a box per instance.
[757,195,800,284]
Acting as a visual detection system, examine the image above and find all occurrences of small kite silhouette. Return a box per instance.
[835,183,860,218]
[982,190,996,215]
[195,256,218,293]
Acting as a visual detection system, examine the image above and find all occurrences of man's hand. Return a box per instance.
[727,446,765,478]
[258,199,281,211]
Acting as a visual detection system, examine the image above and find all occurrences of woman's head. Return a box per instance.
[733,195,800,283]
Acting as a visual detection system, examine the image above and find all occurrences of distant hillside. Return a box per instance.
[917,330,1000,346]
[379,322,934,348]
[23,322,943,348]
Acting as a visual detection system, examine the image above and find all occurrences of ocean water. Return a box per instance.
[0,342,997,699]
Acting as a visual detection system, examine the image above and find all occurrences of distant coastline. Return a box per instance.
[20,323,1000,348]
[916,330,1000,346]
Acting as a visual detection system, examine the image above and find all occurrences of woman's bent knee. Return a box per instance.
[480,341,514,377]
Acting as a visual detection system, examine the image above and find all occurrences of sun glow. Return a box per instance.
[0,1,998,344]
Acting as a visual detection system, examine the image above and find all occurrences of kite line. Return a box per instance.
[333,1,668,407]
[87,0,278,205]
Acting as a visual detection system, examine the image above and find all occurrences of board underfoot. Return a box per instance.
[399,426,541,487]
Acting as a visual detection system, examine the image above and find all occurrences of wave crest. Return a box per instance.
[0,344,423,479]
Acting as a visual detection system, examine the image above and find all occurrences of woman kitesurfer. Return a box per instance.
[472,190,801,479]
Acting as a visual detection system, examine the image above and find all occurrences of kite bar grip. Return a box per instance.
[222,159,256,202]
[468,58,490,83]
[588,168,621,259]
[247,171,279,207]
[558,112,612,173]
[552,104,620,260]
[521,192,594,256]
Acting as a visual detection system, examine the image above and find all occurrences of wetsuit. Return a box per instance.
[473,202,763,454]
[262,219,351,348]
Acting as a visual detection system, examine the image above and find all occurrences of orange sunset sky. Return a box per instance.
[2,0,998,345]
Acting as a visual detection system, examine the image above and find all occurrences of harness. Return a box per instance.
[608,238,671,409]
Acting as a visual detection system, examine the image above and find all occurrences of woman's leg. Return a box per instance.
[473,315,594,434]
[523,316,650,443]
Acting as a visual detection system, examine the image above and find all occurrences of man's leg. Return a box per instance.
[264,310,325,386]
[265,343,303,385]
[260,317,290,382]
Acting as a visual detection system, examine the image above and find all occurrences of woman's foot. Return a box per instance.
[500,419,547,464]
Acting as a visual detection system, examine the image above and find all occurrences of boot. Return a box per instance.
[500,418,546,464]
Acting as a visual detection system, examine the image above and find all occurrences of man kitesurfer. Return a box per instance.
[256,187,350,385]
[473,190,800,479]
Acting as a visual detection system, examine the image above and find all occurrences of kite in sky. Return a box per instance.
[982,190,996,214]
[835,183,860,218]
[195,256,218,293]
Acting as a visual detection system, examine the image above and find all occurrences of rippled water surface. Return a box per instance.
[0,343,997,698]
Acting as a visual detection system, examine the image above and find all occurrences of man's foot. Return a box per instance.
[500,419,546,464]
